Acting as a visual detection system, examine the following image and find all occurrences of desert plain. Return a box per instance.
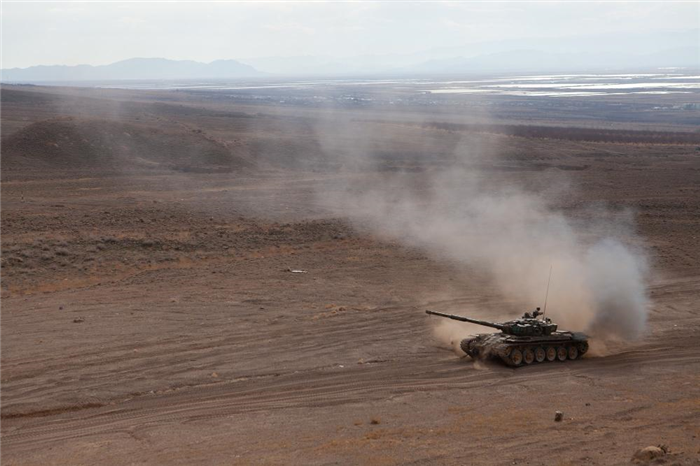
[1,81,700,465]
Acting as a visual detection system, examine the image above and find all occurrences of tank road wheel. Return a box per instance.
[546,346,557,362]
[578,341,589,355]
[460,339,472,356]
[535,347,546,363]
[523,348,535,365]
[556,346,568,361]
[568,345,579,360]
[510,349,523,366]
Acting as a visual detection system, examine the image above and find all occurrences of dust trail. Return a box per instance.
[318,126,650,342]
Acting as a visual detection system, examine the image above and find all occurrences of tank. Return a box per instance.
[425,308,589,367]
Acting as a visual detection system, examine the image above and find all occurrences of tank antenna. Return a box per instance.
[542,264,553,319]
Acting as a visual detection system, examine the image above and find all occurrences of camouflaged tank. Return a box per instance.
[426,308,589,367]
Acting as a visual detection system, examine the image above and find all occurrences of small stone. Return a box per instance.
[211,372,219,378]
[554,411,563,422]
[632,446,666,462]
[73,317,84,323]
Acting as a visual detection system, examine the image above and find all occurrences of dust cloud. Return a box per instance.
[318,126,650,342]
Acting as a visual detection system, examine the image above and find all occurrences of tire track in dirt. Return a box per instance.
[4,342,699,449]
[4,278,699,452]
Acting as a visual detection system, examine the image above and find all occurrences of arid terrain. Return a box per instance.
[2,83,700,465]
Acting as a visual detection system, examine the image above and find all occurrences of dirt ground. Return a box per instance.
[2,84,700,465]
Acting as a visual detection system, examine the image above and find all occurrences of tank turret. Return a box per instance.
[426,308,588,367]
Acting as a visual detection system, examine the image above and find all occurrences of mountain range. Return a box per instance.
[397,46,700,75]
[2,57,262,82]
[243,28,700,75]
[2,28,698,81]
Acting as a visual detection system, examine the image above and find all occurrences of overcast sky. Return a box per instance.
[2,1,698,69]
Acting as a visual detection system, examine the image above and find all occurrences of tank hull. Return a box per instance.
[460,331,589,367]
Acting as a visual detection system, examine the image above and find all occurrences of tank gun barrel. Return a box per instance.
[425,310,506,331]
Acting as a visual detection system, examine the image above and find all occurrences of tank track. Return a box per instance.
[496,341,589,367]
[461,339,589,367]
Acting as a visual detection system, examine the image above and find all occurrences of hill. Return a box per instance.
[1,117,254,177]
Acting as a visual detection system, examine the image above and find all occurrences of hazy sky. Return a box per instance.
[2,1,698,69]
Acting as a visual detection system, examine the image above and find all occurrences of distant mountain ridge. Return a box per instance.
[397,46,700,75]
[243,28,700,76]
[3,27,698,81]
[2,57,262,82]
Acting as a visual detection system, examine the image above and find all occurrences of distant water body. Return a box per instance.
[43,72,700,98]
